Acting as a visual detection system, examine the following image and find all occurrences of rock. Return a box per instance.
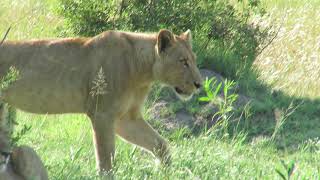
[200,69,224,83]
[174,109,194,128]
[148,100,171,119]
[194,102,220,130]
[148,100,194,130]
[147,68,255,133]
[148,98,220,132]
[234,94,253,109]
[200,69,225,88]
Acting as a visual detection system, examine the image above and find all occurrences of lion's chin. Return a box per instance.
[176,93,193,101]
[172,87,193,101]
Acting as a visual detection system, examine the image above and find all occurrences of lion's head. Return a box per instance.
[153,29,202,100]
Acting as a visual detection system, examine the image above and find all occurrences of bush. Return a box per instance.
[57,0,268,78]
[0,67,18,145]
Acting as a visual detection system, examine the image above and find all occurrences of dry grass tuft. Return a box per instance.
[254,3,320,98]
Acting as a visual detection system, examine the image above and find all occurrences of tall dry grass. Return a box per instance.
[255,2,320,98]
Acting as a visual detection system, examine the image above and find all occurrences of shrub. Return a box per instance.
[0,67,19,144]
[57,0,268,78]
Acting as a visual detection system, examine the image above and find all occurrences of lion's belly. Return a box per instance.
[3,88,86,114]
[1,72,87,114]
[4,91,85,114]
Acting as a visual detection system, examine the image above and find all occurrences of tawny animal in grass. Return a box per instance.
[0,145,49,180]
[0,29,202,175]
[0,104,48,180]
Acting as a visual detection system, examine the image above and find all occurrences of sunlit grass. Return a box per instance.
[15,110,320,179]
[255,0,320,98]
[0,0,62,40]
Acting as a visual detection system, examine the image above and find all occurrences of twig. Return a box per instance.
[119,0,125,17]
[256,12,287,57]
[198,36,212,55]
[0,5,39,46]
[0,27,11,46]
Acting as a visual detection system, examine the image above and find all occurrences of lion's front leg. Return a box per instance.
[88,112,115,176]
[115,110,171,165]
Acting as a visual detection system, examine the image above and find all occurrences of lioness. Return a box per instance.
[0,29,202,175]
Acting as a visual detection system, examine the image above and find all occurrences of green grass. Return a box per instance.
[13,110,320,179]
[0,0,62,39]
[15,112,320,179]
[1,0,320,179]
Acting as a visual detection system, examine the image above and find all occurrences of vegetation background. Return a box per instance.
[0,0,320,179]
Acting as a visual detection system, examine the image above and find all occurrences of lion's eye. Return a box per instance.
[180,59,189,68]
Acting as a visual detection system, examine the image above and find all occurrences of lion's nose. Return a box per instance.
[194,82,202,89]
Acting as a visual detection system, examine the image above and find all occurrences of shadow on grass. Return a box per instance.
[235,70,320,149]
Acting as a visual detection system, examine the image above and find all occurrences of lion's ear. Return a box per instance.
[157,29,174,53]
[181,29,192,43]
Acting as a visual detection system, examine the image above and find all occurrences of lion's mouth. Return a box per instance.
[173,86,193,100]
[174,87,184,94]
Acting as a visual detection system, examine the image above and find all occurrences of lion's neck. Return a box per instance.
[126,34,157,88]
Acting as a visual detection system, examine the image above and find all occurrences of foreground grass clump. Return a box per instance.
[16,112,320,179]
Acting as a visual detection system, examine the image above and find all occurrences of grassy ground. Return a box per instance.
[1,0,320,179]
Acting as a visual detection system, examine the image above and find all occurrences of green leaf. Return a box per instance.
[287,160,295,178]
[198,97,211,102]
[213,82,222,97]
[275,169,287,180]
[71,147,83,162]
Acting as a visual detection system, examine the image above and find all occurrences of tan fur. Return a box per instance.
[0,104,48,180]
[0,146,48,180]
[0,29,202,175]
